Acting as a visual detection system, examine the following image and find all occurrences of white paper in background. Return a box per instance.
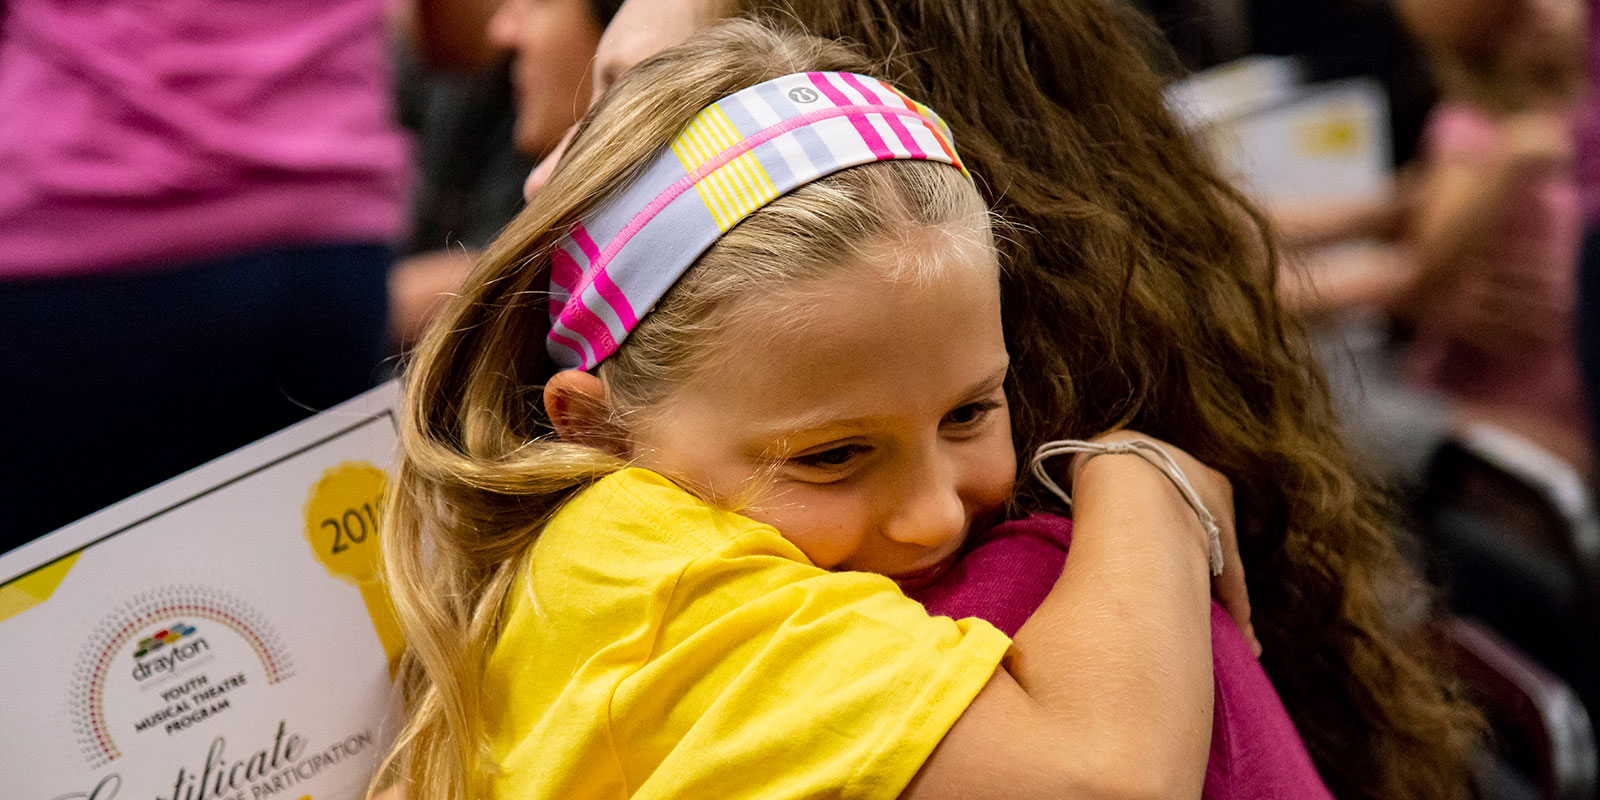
[1165,54,1306,130]
[1204,77,1394,208]
[0,381,404,800]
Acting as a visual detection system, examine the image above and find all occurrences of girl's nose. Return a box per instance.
[883,473,967,548]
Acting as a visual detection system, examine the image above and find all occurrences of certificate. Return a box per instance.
[0,382,404,800]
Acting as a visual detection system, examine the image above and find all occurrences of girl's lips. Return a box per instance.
[890,549,962,591]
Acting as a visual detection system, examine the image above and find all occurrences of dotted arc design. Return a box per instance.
[69,585,295,768]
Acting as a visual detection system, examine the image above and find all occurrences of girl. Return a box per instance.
[576,2,1486,798]
[1397,0,1590,470]
[384,22,1239,799]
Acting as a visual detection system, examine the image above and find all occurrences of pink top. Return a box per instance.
[1408,104,1587,434]
[1575,0,1600,224]
[0,0,411,279]
[910,514,1334,800]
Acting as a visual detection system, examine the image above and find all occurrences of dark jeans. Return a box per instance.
[0,243,391,550]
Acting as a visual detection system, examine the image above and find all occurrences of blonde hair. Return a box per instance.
[376,21,990,800]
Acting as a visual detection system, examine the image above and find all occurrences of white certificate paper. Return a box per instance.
[0,382,405,800]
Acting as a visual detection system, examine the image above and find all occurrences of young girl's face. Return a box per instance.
[629,226,1016,589]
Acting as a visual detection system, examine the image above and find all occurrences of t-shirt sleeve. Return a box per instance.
[608,530,1013,800]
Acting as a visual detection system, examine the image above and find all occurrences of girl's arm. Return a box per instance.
[1280,242,1419,319]
[1273,196,1405,250]
[902,434,1221,800]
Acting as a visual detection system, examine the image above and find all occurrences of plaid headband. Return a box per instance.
[546,71,968,370]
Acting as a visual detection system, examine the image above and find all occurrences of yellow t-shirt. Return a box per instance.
[483,468,1012,800]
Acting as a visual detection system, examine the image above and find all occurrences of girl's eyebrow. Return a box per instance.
[756,361,1011,440]
[965,362,1011,397]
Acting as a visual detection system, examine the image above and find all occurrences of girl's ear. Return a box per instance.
[544,370,615,447]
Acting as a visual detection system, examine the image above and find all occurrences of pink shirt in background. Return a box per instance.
[0,0,411,279]
[1575,0,1600,224]
[911,514,1335,800]
[1407,104,1587,437]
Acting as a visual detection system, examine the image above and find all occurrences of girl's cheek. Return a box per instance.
[978,433,1019,511]
[745,491,858,569]
[801,506,874,571]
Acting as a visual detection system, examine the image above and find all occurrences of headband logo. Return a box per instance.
[787,87,820,104]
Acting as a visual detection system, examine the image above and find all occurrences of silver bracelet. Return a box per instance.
[1029,439,1226,576]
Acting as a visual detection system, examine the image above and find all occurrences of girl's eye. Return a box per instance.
[792,444,872,471]
[943,399,1001,428]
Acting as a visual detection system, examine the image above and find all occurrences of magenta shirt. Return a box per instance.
[0,0,411,279]
[910,514,1334,800]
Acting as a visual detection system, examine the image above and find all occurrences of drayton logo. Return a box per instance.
[134,623,197,658]
[131,623,209,681]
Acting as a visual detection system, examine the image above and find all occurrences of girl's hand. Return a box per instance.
[1068,430,1259,656]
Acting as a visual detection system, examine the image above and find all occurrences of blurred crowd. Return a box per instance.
[4,0,1600,793]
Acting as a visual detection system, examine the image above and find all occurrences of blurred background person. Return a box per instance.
[1395,0,1589,472]
[1190,0,1590,484]
[0,0,410,547]
[1572,0,1600,468]
[387,0,620,347]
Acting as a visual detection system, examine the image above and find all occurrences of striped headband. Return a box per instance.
[546,71,968,370]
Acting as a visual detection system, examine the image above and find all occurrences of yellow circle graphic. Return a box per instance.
[303,461,404,678]
[304,462,388,583]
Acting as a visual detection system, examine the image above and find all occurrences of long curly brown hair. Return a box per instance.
[733,1,1484,797]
